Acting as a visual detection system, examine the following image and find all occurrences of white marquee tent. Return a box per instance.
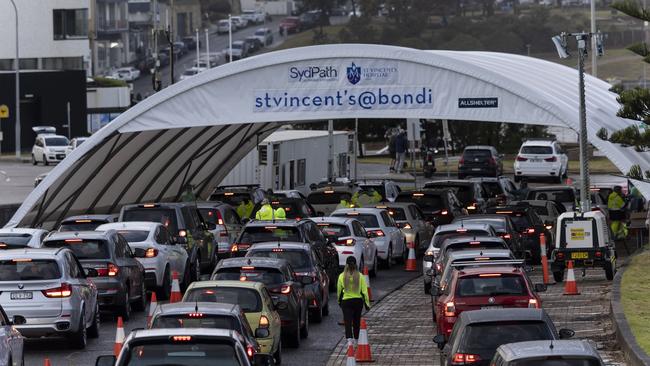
[8,44,650,228]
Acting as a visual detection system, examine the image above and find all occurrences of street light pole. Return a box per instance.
[577,34,591,213]
[9,0,21,159]
[590,0,597,76]
[228,14,233,63]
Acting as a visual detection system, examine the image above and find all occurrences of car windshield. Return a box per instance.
[445,241,507,254]
[117,230,150,242]
[184,287,262,312]
[215,267,285,286]
[527,190,575,203]
[521,146,553,154]
[308,192,352,205]
[0,233,32,248]
[456,275,527,296]
[123,341,239,366]
[59,221,105,232]
[45,137,69,146]
[505,213,533,232]
[387,208,407,221]
[255,30,266,36]
[433,230,490,247]
[43,239,110,259]
[232,43,243,49]
[332,213,379,228]
[182,70,197,76]
[198,208,221,225]
[209,192,251,207]
[240,226,301,243]
[511,359,601,366]
[464,149,491,159]
[151,314,236,330]
[457,218,506,233]
[0,259,61,280]
[530,205,549,216]
[425,184,472,205]
[317,223,351,238]
[481,182,503,197]
[248,249,312,272]
[460,321,553,353]
[252,201,308,220]
[396,194,444,211]
[122,208,179,233]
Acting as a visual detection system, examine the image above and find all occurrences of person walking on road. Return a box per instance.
[337,256,370,346]
[388,131,397,173]
[394,129,408,174]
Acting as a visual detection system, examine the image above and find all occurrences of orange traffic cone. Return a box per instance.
[563,260,580,295]
[44,359,52,366]
[405,242,417,272]
[114,316,125,356]
[170,271,182,303]
[362,265,373,302]
[346,341,356,366]
[355,318,374,362]
[147,292,158,327]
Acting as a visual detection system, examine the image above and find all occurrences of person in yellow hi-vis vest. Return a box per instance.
[608,186,628,240]
[274,206,286,220]
[337,256,370,346]
[256,199,274,220]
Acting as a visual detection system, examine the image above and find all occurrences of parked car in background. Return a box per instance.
[492,340,606,366]
[279,17,302,34]
[486,205,553,263]
[253,27,274,46]
[173,41,187,56]
[242,9,266,24]
[514,138,569,183]
[244,36,263,54]
[32,133,69,166]
[58,214,118,232]
[231,16,249,28]
[112,67,141,82]
[179,66,206,81]
[65,137,88,155]
[396,190,468,226]
[217,19,233,34]
[42,231,146,320]
[196,202,243,261]
[181,36,197,49]
[458,145,504,178]
[0,227,49,249]
[224,40,249,60]
[0,248,100,348]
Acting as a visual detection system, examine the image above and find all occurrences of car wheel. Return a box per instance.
[311,301,323,323]
[424,281,431,294]
[157,266,171,300]
[381,245,392,269]
[133,280,147,312]
[31,154,37,165]
[193,256,201,282]
[401,240,409,263]
[43,155,49,166]
[553,269,564,283]
[300,308,309,339]
[121,287,131,321]
[605,260,615,281]
[323,298,329,316]
[274,339,282,365]
[369,251,378,278]
[284,322,300,348]
[88,303,100,338]
[70,311,87,349]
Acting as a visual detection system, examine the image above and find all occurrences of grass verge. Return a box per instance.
[621,250,650,354]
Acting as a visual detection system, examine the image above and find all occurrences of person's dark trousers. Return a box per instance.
[341,298,364,339]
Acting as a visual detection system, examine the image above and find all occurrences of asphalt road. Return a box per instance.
[23,266,420,366]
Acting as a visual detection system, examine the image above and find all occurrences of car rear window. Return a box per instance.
[240,226,301,244]
[151,314,236,330]
[433,230,491,247]
[0,234,32,249]
[122,208,179,233]
[317,223,351,237]
[530,206,549,216]
[198,208,220,225]
[59,221,105,232]
[387,208,407,221]
[209,192,251,207]
[456,218,506,233]
[521,146,553,154]
[43,239,110,259]
[184,287,262,312]
[215,267,286,287]
[463,149,491,159]
[511,359,601,366]
[527,190,575,203]
[247,249,312,272]
[444,241,507,254]
[396,194,444,211]
[504,213,533,232]
[456,274,527,296]
[0,259,61,280]
[124,341,239,366]
[116,230,150,242]
[460,321,553,353]
[481,182,503,197]
[424,184,472,204]
[332,213,379,228]
[308,192,352,205]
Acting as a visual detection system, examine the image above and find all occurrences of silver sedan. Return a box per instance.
[0,305,23,366]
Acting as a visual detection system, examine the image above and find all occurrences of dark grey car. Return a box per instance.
[492,340,605,366]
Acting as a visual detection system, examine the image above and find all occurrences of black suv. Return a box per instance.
[234,220,339,290]
[119,203,216,281]
[250,197,316,220]
[247,242,330,322]
[486,204,553,264]
[458,145,504,178]
[208,185,267,208]
[396,190,467,226]
[423,180,489,214]
[211,257,309,347]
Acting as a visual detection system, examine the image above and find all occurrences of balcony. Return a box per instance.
[97,19,129,33]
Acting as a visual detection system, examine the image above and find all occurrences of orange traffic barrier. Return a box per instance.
[114,316,125,356]
[355,318,374,362]
[563,260,580,295]
[170,271,182,303]
[44,359,52,366]
[362,264,373,302]
[147,292,158,327]
[346,341,356,366]
[404,242,417,272]
[540,233,550,285]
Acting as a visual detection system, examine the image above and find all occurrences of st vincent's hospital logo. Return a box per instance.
[347,62,362,85]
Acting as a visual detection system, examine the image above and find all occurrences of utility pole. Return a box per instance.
[205,28,210,65]
[152,0,161,91]
[9,0,20,158]
[165,0,175,85]
[328,119,334,182]
[89,0,96,76]
[590,0,597,76]
[228,14,233,63]
[195,28,199,67]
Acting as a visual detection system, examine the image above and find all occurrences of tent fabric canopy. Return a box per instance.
[7,43,650,228]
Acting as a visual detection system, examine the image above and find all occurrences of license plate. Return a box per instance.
[471,168,481,171]
[481,305,503,309]
[571,252,589,259]
[10,291,32,300]
[56,154,65,159]
[530,159,542,162]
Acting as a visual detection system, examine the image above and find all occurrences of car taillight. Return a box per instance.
[96,263,119,277]
[370,230,385,237]
[444,302,456,317]
[280,284,291,294]
[545,225,553,230]
[544,156,557,162]
[145,248,158,258]
[259,315,270,327]
[231,243,250,252]
[516,156,527,162]
[187,312,204,318]
[467,203,477,210]
[595,251,602,258]
[178,230,187,237]
[529,298,540,308]
[592,207,602,212]
[247,345,255,358]
[441,210,449,215]
[42,283,72,298]
[435,263,442,272]
[452,353,481,364]
[501,234,511,240]
[526,228,535,235]
[488,157,496,166]
[336,238,356,246]
[216,210,225,226]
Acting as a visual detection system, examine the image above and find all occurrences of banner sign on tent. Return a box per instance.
[458,97,499,108]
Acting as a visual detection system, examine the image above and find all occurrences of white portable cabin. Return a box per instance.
[218,130,356,194]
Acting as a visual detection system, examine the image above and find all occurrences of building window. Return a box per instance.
[42,57,83,70]
[258,145,268,165]
[297,159,306,186]
[53,9,88,40]
[19,58,38,69]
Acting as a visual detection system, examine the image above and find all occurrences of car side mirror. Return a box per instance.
[133,248,147,258]
[95,356,117,366]
[423,254,434,262]
[253,354,274,366]
[559,328,575,339]
[432,334,446,349]
[12,315,26,325]
[85,268,99,278]
[534,283,547,292]
[205,222,217,230]
[255,327,270,338]
[300,276,314,285]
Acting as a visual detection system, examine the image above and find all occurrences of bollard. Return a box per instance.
[540,233,550,285]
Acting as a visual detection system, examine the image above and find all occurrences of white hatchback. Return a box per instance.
[514,139,568,183]
[312,216,378,276]
[31,134,69,165]
[96,222,188,300]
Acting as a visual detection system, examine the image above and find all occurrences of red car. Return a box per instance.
[279,17,302,34]
[434,262,546,339]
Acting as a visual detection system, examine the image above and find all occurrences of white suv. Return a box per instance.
[514,139,568,183]
[32,134,70,165]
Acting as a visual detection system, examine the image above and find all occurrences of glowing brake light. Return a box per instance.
[336,239,355,246]
[272,248,284,252]
[501,234,511,239]
[65,239,83,243]
[75,219,93,223]
[467,203,477,210]
[172,336,192,342]
[441,210,449,215]
[42,283,72,298]
[369,230,384,237]
[479,273,502,277]
[528,298,540,308]
[444,302,456,317]
[178,230,187,237]
[496,211,513,214]
[545,225,553,230]
[145,248,158,258]
[224,192,234,196]
[526,228,535,234]
[187,312,204,318]
[11,258,31,262]
[402,223,412,229]
[452,353,481,364]
[242,266,255,270]
[469,241,481,245]
[142,203,156,208]
[413,193,424,197]
[280,284,291,294]
[456,228,468,233]
[247,345,255,358]
[324,190,334,194]
[259,315,270,327]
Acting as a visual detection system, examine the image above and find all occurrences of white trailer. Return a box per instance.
[219,130,355,194]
